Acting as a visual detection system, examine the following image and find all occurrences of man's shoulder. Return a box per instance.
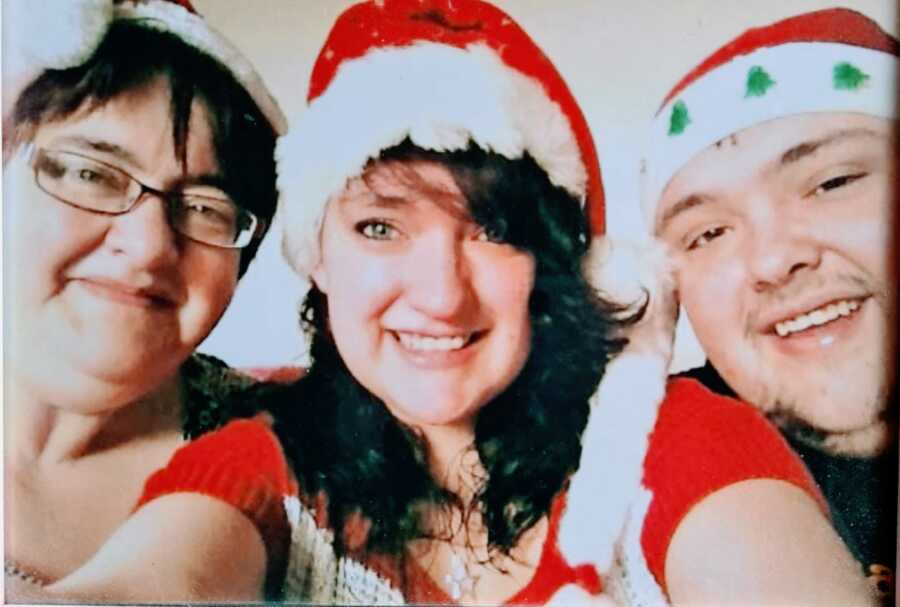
[659,375,763,426]
[648,376,820,498]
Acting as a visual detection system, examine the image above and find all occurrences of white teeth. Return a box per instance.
[396,332,469,352]
[774,299,861,337]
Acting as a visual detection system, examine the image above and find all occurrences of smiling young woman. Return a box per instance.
[272,141,618,604]
[134,1,871,604]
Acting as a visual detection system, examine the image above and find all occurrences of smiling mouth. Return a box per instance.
[393,331,479,353]
[75,278,176,308]
[773,298,863,337]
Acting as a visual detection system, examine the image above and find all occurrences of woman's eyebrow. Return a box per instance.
[50,134,142,167]
[174,173,230,193]
[357,192,412,210]
[375,195,410,208]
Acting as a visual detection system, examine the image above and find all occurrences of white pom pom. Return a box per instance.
[7,0,112,69]
[582,235,673,310]
[3,0,113,122]
[584,236,677,360]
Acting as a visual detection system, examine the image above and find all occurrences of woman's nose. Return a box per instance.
[404,235,473,320]
[103,193,180,269]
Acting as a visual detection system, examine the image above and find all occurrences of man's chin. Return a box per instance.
[821,420,896,457]
[768,405,896,457]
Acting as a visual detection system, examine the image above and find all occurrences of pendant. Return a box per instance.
[444,550,477,601]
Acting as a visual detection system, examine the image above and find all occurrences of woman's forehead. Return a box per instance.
[363,158,461,197]
[338,158,471,218]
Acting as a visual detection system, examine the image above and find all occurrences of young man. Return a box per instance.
[3,0,286,601]
[645,8,897,602]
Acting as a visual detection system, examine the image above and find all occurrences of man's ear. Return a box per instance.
[310,260,329,294]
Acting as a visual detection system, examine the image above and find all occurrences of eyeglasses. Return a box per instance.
[29,147,261,249]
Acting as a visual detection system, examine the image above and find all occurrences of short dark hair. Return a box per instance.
[10,20,278,274]
[270,141,630,562]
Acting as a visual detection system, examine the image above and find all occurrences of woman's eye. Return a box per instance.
[359,221,398,240]
[475,221,507,244]
[813,173,865,196]
[476,228,501,243]
[687,226,727,251]
[187,202,215,216]
[183,198,235,223]
[68,164,126,193]
[63,157,125,188]
[72,166,118,188]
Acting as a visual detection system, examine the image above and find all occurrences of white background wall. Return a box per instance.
[193,1,898,368]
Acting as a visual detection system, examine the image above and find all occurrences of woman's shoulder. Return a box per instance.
[139,416,295,506]
[132,416,296,598]
[136,415,297,597]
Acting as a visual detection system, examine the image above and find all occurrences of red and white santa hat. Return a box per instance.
[2,0,287,138]
[643,7,899,228]
[277,0,605,278]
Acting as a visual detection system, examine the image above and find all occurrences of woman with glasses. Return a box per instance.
[3,0,284,601]
[27,147,263,249]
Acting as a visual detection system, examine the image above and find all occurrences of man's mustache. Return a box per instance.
[745,272,878,337]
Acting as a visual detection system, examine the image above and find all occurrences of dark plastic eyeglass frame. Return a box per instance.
[28,146,261,249]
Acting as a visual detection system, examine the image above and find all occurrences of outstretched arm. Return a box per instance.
[7,418,292,604]
[665,479,872,605]
[9,494,268,604]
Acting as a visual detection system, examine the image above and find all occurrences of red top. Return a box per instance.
[135,417,296,572]
[134,378,821,603]
[640,378,824,591]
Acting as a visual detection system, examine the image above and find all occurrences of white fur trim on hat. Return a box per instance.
[114,1,287,135]
[2,0,286,137]
[603,487,669,606]
[278,41,586,277]
[643,42,899,230]
[560,350,668,573]
[558,236,673,577]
